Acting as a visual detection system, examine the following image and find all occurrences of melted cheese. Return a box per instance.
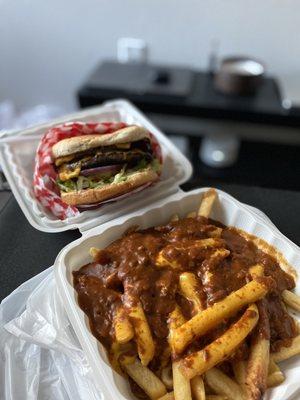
[58,165,81,181]
[55,154,76,167]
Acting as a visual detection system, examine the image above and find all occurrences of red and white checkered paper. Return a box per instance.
[33,122,162,220]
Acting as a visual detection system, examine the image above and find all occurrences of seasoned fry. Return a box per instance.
[171,280,269,354]
[168,305,186,333]
[206,396,228,400]
[246,338,270,399]
[178,273,206,400]
[109,341,134,374]
[121,357,167,399]
[198,188,217,218]
[246,300,270,400]
[168,306,192,400]
[179,272,204,313]
[271,334,300,362]
[249,264,264,278]
[114,306,134,344]
[128,301,155,366]
[205,367,244,400]
[156,239,224,269]
[282,290,300,312]
[191,375,206,400]
[179,304,259,379]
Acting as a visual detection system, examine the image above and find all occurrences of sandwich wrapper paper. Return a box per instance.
[0,207,299,400]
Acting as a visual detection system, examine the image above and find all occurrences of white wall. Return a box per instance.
[1,0,300,110]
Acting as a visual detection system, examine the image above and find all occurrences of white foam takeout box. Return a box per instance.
[0,99,192,233]
[1,100,300,399]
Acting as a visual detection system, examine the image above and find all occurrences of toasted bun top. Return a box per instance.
[52,125,150,158]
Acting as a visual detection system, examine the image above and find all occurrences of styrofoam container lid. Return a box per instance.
[55,187,300,400]
[0,99,192,233]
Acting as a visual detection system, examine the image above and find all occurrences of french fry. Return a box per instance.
[194,238,224,248]
[267,360,285,387]
[156,239,224,269]
[198,189,217,218]
[89,246,101,260]
[282,290,300,312]
[109,341,134,374]
[246,338,270,399]
[208,227,223,238]
[160,345,172,368]
[161,365,173,389]
[178,272,207,399]
[246,300,270,400]
[294,318,300,334]
[206,396,228,400]
[271,334,300,362]
[168,306,192,400]
[205,367,244,400]
[179,272,204,314]
[168,305,186,333]
[191,375,206,400]
[178,304,259,379]
[158,392,175,400]
[114,306,134,344]
[121,357,167,399]
[267,371,285,388]
[186,211,196,218]
[232,360,247,386]
[156,250,181,269]
[268,358,278,374]
[249,264,264,278]
[128,301,155,366]
[202,249,230,284]
[232,360,247,398]
[171,280,269,355]
[172,361,192,400]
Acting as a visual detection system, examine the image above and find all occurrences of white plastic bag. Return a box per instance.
[0,267,102,400]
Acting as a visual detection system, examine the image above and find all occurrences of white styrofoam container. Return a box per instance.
[55,187,300,400]
[0,100,192,233]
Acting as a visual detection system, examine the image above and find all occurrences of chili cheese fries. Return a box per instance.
[73,189,300,400]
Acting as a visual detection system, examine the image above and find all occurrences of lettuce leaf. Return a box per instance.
[56,158,162,192]
[151,158,162,173]
[56,179,77,193]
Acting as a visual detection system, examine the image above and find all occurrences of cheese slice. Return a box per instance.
[55,154,76,167]
[58,165,81,181]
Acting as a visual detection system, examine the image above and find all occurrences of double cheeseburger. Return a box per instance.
[52,125,162,206]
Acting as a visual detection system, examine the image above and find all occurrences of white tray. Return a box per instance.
[54,187,300,400]
[0,100,192,233]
